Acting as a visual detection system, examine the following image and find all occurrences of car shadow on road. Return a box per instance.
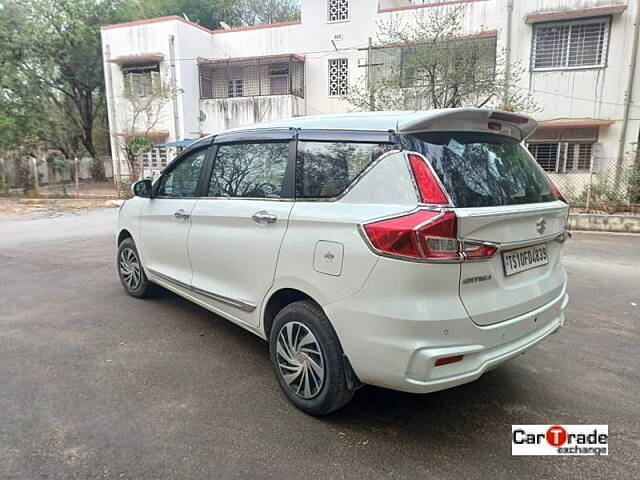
[149,285,533,437]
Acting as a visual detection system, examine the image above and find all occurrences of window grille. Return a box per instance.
[577,143,593,170]
[532,17,609,70]
[122,63,160,97]
[143,147,167,170]
[198,55,304,99]
[328,58,348,96]
[528,143,559,172]
[527,142,593,173]
[228,79,244,98]
[328,0,349,22]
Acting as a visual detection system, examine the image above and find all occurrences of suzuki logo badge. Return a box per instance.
[536,217,546,234]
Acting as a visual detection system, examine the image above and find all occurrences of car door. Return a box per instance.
[187,133,295,327]
[140,146,210,286]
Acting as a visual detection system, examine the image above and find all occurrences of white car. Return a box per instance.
[117,109,569,415]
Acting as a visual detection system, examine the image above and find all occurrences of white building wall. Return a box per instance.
[101,20,182,177]
[173,21,219,139]
[101,0,640,182]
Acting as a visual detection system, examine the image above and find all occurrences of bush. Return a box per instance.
[628,151,640,204]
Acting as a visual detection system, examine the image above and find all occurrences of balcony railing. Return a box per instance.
[199,54,304,100]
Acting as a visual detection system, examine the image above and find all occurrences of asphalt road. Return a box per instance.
[1,209,639,479]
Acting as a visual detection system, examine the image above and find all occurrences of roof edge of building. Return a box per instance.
[100,16,301,36]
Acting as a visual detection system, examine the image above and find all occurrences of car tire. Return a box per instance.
[269,300,355,415]
[117,237,153,298]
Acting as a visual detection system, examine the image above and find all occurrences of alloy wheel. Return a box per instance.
[276,321,325,399]
[119,247,142,290]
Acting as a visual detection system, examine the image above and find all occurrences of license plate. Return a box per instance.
[502,243,548,276]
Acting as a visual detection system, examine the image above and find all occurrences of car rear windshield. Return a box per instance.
[402,132,556,207]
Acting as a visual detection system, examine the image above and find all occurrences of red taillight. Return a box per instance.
[363,210,460,260]
[435,355,464,367]
[408,153,449,205]
[547,177,567,203]
[463,243,498,259]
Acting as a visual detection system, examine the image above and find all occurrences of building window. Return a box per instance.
[228,78,244,98]
[528,142,593,173]
[328,0,349,22]
[328,58,348,96]
[122,63,160,97]
[531,17,609,71]
[269,63,290,95]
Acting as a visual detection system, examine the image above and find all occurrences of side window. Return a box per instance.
[208,142,289,198]
[156,149,207,198]
[296,142,393,198]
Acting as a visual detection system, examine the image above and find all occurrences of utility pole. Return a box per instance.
[74,157,80,197]
[503,0,514,109]
[615,1,640,187]
[358,37,383,111]
[169,35,181,141]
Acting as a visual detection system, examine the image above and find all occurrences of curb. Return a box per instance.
[569,213,640,234]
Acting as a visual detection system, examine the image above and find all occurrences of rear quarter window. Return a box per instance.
[402,132,557,207]
[296,142,394,198]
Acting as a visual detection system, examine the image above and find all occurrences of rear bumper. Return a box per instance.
[325,286,568,394]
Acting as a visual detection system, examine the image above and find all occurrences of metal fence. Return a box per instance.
[0,156,113,196]
[546,155,640,213]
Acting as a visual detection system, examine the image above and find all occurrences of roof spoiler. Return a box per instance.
[397,108,538,141]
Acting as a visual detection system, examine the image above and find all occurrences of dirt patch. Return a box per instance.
[0,198,122,217]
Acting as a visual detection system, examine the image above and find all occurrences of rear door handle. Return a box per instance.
[174,209,190,221]
[252,211,277,224]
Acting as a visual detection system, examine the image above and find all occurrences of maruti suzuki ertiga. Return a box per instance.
[117,109,569,415]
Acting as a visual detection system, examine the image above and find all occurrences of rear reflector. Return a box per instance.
[463,243,498,259]
[435,355,464,367]
[407,153,449,205]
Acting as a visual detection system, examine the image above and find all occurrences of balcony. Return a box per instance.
[198,54,305,133]
[198,54,304,99]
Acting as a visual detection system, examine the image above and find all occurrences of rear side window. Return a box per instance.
[296,142,393,198]
[402,132,556,207]
[208,142,289,198]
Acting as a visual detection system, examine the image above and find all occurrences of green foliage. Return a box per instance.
[628,146,640,204]
[127,137,152,156]
[0,0,300,186]
[133,0,300,30]
[578,179,628,213]
[0,0,129,179]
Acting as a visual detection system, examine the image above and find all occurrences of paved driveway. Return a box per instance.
[1,209,638,479]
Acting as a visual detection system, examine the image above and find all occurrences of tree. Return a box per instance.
[118,75,180,182]
[133,0,300,30]
[345,6,537,113]
[235,0,299,25]
[0,0,129,180]
[0,0,300,188]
